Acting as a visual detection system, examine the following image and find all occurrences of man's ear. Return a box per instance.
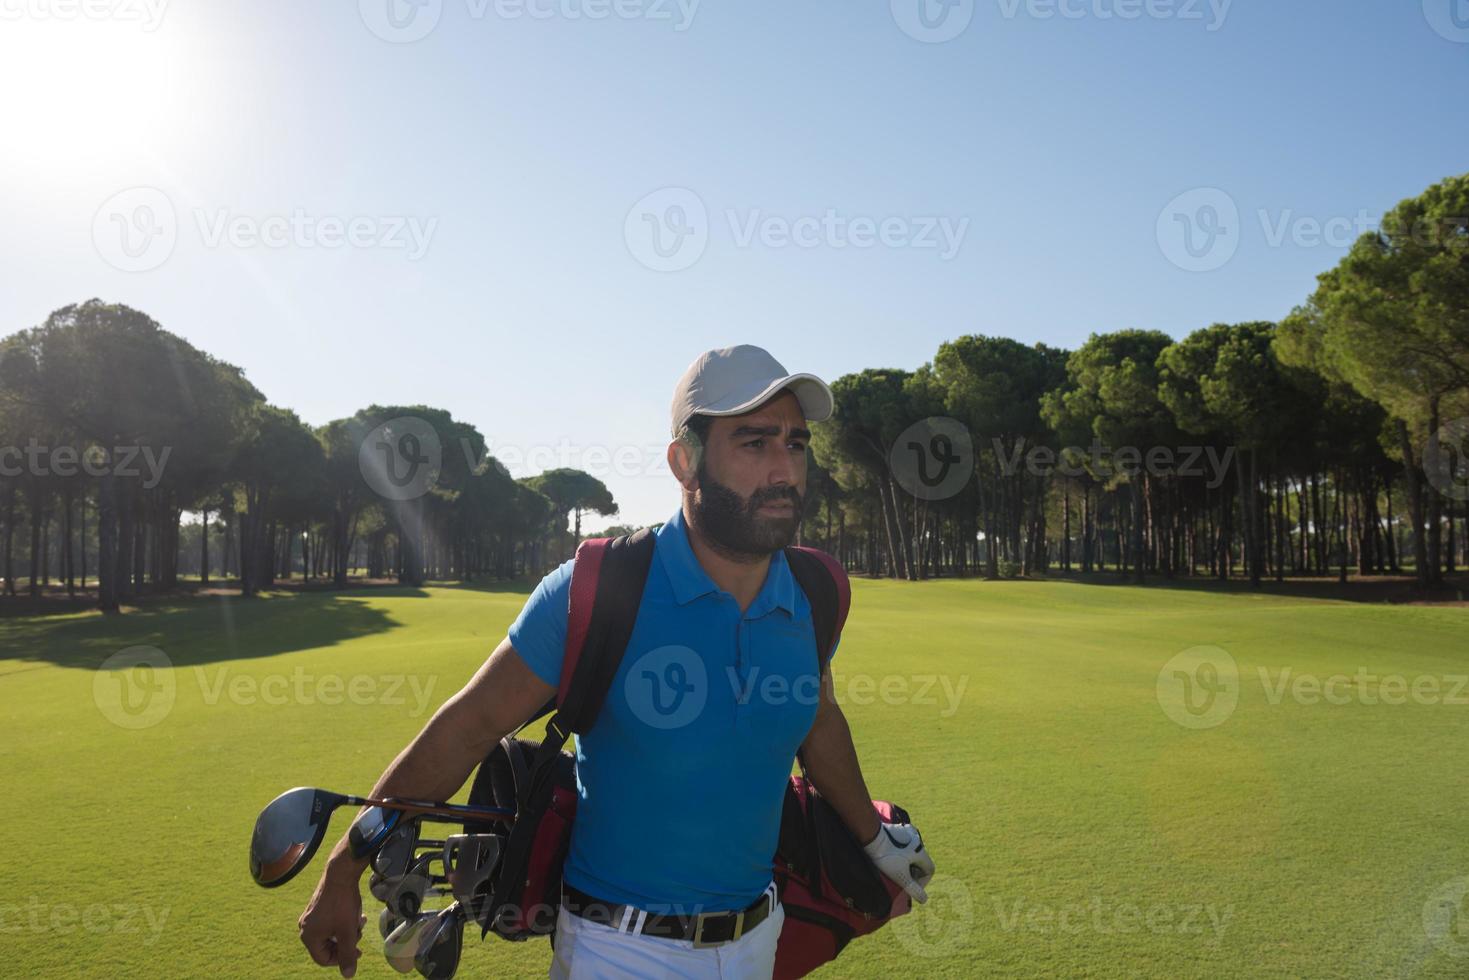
[668,439,700,491]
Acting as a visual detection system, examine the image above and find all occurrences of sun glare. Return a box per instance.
[0,14,201,179]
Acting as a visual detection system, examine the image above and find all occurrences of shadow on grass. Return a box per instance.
[0,574,545,673]
[0,589,410,673]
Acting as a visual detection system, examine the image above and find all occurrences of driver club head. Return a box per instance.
[413,903,466,980]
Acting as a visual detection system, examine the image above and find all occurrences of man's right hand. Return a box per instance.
[299,864,368,978]
[292,636,554,975]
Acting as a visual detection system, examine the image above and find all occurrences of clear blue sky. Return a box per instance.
[2,0,1465,527]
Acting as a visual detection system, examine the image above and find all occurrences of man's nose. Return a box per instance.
[767,446,799,488]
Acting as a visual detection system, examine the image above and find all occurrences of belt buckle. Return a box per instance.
[691,911,732,949]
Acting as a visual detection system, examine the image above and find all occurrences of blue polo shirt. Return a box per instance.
[506,506,838,913]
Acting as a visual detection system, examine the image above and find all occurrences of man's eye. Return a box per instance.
[746,439,764,448]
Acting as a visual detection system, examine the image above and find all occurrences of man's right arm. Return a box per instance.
[299,637,553,977]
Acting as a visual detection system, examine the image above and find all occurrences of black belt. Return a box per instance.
[560,880,777,948]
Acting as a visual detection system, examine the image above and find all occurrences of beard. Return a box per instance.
[691,462,803,560]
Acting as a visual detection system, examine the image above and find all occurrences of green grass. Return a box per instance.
[2,577,1467,978]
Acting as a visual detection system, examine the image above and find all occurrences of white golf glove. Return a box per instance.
[862,821,935,903]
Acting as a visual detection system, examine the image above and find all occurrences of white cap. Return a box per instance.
[670,345,834,438]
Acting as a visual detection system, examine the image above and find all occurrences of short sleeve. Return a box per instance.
[506,558,575,688]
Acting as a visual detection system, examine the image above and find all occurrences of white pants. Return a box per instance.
[549,884,784,980]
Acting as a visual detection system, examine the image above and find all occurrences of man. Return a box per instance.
[297,344,935,979]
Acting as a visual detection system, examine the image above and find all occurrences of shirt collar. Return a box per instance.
[656,506,797,618]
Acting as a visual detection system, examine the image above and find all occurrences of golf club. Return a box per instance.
[383,912,438,974]
[371,853,443,917]
[249,787,513,888]
[413,902,467,980]
[442,834,502,909]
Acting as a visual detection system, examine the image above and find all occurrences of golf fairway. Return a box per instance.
[2,577,1467,978]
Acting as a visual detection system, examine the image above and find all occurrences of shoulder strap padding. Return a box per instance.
[559,526,658,734]
[784,545,850,673]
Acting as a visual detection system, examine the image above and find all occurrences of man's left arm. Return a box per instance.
[798,668,935,903]
[799,667,881,844]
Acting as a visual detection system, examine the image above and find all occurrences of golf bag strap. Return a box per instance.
[559,527,658,733]
[520,527,658,798]
[784,545,850,673]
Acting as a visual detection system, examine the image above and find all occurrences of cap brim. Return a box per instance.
[695,373,834,425]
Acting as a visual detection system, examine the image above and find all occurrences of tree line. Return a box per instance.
[799,174,1468,590]
[1,173,1464,611]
